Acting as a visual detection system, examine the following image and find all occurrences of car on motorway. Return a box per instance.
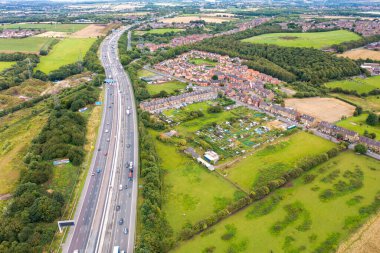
[104,152,108,156]
[119,184,123,191]
[126,144,131,148]
[123,227,129,235]
[105,129,109,133]
[92,172,95,176]
[125,184,128,189]
[107,138,110,142]
[118,218,124,225]
[116,205,120,211]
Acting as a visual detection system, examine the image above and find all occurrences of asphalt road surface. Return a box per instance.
[64,25,138,253]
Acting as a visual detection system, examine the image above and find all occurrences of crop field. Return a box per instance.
[0,102,48,195]
[147,81,187,95]
[0,61,15,72]
[221,131,336,192]
[285,97,355,123]
[1,23,88,32]
[325,76,380,94]
[337,114,380,141]
[35,38,96,73]
[151,130,243,233]
[332,94,380,112]
[241,30,361,49]
[0,37,56,53]
[338,48,380,61]
[173,151,380,253]
[145,28,185,34]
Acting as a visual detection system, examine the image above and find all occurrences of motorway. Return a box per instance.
[64,25,138,253]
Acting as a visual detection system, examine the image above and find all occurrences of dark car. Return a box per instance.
[126,144,131,148]
[104,152,108,156]
[119,218,124,225]
[96,168,101,173]
[116,205,120,211]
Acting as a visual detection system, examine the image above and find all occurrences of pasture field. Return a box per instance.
[221,131,336,192]
[150,130,242,233]
[285,97,355,123]
[137,69,155,78]
[0,61,15,72]
[338,48,380,61]
[332,94,380,112]
[145,28,185,34]
[35,38,96,73]
[147,81,187,95]
[0,102,48,195]
[1,23,88,32]
[325,76,380,94]
[173,151,380,253]
[0,37,56,53]
[241,30,361,49]
[337,114,380,140]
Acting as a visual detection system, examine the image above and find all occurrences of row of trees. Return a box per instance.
[331,35,380,53]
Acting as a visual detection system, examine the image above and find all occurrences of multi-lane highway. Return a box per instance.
[64,25,138,253]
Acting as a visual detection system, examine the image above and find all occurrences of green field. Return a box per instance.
[164,101,236,132]
[337,114,380,140]
[332,94,380,112]
[137,69,156,78]
[0,37,56,53]
[241,30,361,49]
[35,38,96,73]
[326,76,380,94]
[223,131,336,191]
[0,61,15,72]
[173,151,380,253]
[189,58,218,66]
[147,81,187,95]
[151,130,242,233]
[1,23,88,32]
[145,28,185,34]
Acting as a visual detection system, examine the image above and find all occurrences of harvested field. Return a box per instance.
[337,213,380,253]
[338,48,380,60]
[162,15,235,24]
[71,24,109,38]
[35,31,68,38]
[285,97,355,122]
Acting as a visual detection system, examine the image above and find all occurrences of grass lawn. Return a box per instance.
[173,151,380,253]
[0,37,56,53]
[147,81,187,95]
[325,76,380,94]
[35,38,96,73]
[222,131,336,191]
[332,93,380,112]
[0,61,15,72]
[145,28,185,34]
[151,130,243,234]
[241,30,361,49]
[137,69,155,78]
[0,102,48,195]
[1,23,88,33]
[337,114,380,140]
[189,58,218,66]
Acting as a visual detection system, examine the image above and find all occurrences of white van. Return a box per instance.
[119,184,123,191]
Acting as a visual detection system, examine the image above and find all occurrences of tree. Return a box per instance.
[366,113,379,126]
[354,144,367,154]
